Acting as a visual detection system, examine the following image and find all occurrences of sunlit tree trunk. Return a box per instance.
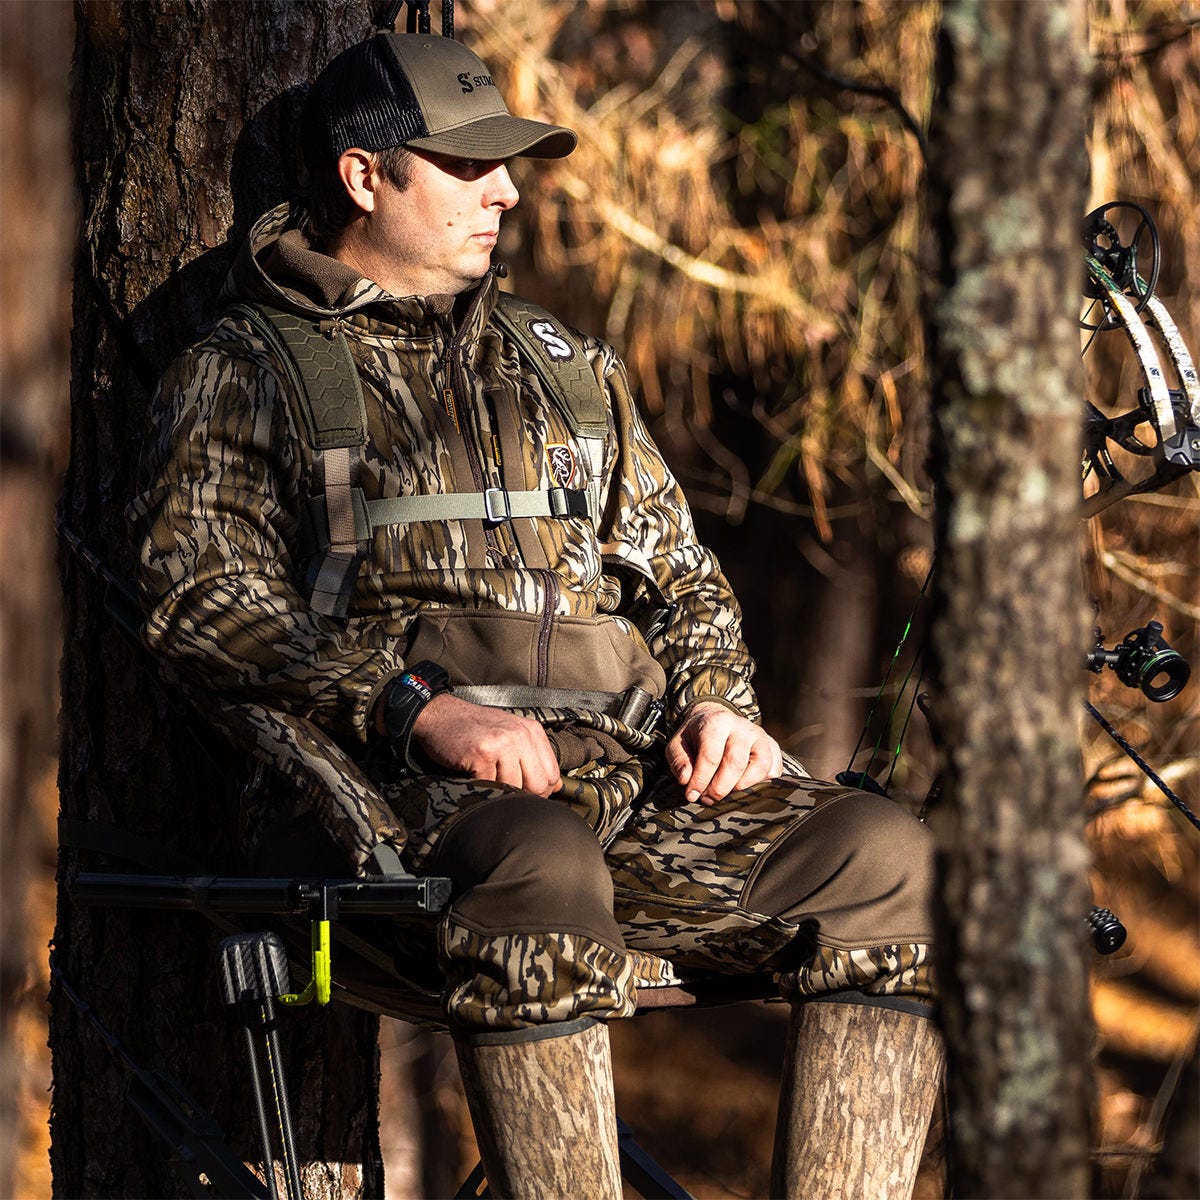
[925,1,1093,1196]
[51,4,394,1196]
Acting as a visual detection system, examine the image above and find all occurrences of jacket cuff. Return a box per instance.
[672,695,751,731]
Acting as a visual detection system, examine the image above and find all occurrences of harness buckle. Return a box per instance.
[483,488,510,523]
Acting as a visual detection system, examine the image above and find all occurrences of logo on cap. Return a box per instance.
[457,71,497,94]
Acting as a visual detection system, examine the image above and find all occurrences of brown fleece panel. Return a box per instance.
[545,724,633,772]
[741,791,935,946]
[426,793,626,949]
[264,229,364,308]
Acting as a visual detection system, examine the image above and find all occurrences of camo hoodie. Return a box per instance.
[131,202,759,765]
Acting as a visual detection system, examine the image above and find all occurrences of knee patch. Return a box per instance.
[743,791,935,947]
[430,794,620,944]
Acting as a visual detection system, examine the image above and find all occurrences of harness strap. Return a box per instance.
[456,683,659,731]
[231,291,612,615]
[369,484,590,525]
[491,294,610,521]
[302,485,590,551]
[308,444,367,617]
[228,303,370,618]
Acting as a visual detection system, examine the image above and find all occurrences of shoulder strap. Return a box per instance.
[227,303,367,450]
[221,297,609,619]
[226,302,369,618]
[491,293,608,438]
[491,294,610,520]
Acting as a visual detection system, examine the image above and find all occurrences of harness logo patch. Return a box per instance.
[546,444,579,488]
[527,319,575,362]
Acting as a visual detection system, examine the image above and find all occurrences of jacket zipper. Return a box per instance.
[441,293,502,560]
[536,569,559,686]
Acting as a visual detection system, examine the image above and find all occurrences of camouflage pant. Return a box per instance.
[371,765,935,1031]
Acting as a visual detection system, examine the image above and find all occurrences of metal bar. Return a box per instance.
[74,873,452,914]
[617,1117,696,1200]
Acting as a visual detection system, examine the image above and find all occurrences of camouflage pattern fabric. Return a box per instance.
[131,203,934,1030]
[441,917,637,1030]
[607,776,934,1000]
[210,698,407,868]
[131,201,758,757]
[777,942,935,1005]
[375,769,932,1029]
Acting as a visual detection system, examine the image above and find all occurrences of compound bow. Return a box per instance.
[1080,200,1200,517]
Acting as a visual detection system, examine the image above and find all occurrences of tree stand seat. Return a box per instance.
[70,864,780,1199]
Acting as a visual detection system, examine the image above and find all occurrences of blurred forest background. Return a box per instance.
[2,1,1196,1197]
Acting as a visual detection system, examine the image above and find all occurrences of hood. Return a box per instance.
[224,202,386,317]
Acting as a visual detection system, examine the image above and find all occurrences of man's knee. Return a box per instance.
[431,794,617,935]
[745,790,935,945]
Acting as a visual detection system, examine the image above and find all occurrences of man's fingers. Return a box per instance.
[414,698,562,796]
[670,706,785,805]
[685,742,728,803]
[664,733,694,785]
[698,735,753,804]
[732,738,783,795]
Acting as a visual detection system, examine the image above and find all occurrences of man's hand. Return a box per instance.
[411,693,562,797]
[665,702,783,805]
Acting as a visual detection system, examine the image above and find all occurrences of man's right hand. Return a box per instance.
[411,693,563,797]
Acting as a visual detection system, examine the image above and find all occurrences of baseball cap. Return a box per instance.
[301,33,577,166]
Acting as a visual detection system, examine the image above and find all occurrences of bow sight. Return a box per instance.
[1087,619,1190,704]
[1080,201,1200,517]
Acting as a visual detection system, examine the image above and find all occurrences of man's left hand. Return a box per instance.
[665,702,784,806]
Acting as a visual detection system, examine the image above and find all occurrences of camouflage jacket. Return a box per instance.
[131,202,760,779]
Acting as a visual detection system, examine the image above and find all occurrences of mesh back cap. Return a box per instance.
[303,33,576,165]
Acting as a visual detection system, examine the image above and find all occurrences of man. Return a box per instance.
[132,27,941,1200]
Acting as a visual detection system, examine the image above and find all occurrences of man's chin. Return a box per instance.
[448,261,496,294]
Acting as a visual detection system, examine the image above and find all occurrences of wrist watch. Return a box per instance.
[379,661,452,768]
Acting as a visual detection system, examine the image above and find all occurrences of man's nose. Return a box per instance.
[487,164,519,210]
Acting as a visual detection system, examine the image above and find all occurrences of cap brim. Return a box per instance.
[406,113,577,160]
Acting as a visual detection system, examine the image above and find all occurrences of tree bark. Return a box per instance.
[925,2,1093,1196]
[51,4,388,1197]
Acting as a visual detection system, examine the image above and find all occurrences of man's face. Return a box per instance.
[362,150,520,298]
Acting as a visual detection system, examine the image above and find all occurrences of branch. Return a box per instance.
[557,172,839,337]
[1099,549,1200,620]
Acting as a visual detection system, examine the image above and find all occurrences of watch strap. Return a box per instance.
[380,661,452,769]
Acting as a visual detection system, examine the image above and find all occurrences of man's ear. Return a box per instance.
[337,148,377,215]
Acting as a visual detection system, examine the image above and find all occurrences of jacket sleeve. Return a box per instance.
[593,346,762,725]
[128,336,406,743]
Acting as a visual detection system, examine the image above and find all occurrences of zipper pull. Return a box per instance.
[491,434,503,467]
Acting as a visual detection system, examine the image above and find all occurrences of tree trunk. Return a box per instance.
[51,4,388,1197]
[925,2,1093,1197]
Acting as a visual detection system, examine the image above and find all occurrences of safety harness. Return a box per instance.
[228,292,610,619]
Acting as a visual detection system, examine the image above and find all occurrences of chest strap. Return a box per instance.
[301,485,590,554]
